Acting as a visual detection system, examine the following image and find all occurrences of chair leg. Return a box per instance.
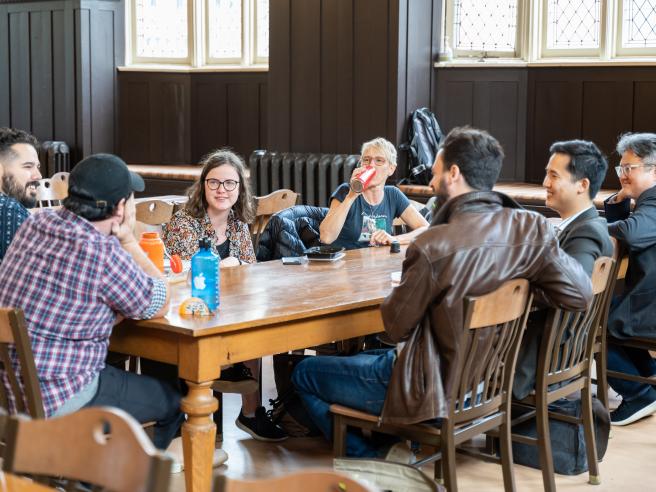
[441,430,458,492]
[595,345,609,412]
[581,385,601,485]
[535,394,557,492]
[333,415,347,457]
[213,390,224,442]
[499,411,517,492]
[433,459,444,485]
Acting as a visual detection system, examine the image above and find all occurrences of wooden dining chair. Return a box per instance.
[2,407,172,492]
[213,469,378,492]
[50,171,69,198]
[331,279,533,492]
[251,189,299,254]
[511,256,614,492]
[592,237,624,411]
[35,177,67,208]
[0,308,45,418]
[134,199,176,238]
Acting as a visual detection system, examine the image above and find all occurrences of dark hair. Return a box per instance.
[63,184,130,221]
[185,149,255,223]
[549,140,608,199]
[0,127,39,161]
[440,127,504,191]
[616,132,656,164]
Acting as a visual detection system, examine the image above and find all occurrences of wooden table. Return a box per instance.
[110,246,405,492]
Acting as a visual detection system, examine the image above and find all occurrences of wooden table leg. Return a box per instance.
[180,380,219,492]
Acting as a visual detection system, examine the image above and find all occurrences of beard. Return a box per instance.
[2,173,38,208]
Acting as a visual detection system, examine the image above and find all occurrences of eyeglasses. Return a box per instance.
[360,156,388,167]
[205,178,239,191]
[614,163,655,178]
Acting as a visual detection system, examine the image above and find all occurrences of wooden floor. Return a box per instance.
[169,357,656,491]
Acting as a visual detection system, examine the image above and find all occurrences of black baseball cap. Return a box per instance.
[68,153,145,208]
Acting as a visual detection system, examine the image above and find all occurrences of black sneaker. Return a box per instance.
[610,391,656,426]
[212,363,259,395]
[235,406,288,442]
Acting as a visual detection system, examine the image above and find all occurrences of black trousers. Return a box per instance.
[84,365,184,449]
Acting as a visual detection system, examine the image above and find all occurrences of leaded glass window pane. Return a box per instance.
[135,0,188,58]
[208,0,243,60]
[453,0,518,52]
[623,0,656,48]
[256,0,269,59]
[547,0,601,49]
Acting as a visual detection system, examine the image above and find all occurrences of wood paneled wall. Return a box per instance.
[117,71,268,165]
[268,0,441,176]
[0,0,124,164]
[434,66,656,187]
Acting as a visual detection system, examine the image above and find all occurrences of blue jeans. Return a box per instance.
[607,343,656,402]
[84,365,184,449]
[291,349,397,457]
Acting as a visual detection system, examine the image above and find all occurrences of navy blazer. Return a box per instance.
[605,185,656,339]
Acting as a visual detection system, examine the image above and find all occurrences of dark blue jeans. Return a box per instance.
[291,349,396,457]
[607,343,656,402]
[84,365,184,449]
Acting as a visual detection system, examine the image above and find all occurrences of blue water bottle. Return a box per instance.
[191,238,220,312]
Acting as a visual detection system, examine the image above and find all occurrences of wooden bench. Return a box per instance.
[399,183,617,217]
[128,165,202,197]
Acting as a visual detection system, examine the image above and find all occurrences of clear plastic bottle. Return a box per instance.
[191,238,220,312]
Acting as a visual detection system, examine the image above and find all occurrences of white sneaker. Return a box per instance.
[167,437,229,473]
[384,441,415,464]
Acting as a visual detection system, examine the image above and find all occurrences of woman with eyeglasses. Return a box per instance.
[320,137,429,250]
[162,149,288,442]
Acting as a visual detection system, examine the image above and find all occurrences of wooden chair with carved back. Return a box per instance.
[3,407,172,492]
[510,256,615,492]
[0,308,45,419]
[134,199,176,239]
[35,176,68,208]
[250,189,299,255]
[331,279,533,492]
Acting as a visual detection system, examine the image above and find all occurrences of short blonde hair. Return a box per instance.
[361,137,397,167]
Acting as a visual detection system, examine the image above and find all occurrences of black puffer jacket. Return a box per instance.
[256,205,328,261]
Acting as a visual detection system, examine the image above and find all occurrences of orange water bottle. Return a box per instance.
[139,232,165,272]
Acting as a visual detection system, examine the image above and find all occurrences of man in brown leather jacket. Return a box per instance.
[293,127,593,459]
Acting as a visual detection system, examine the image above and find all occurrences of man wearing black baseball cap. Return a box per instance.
[0,153,184,453]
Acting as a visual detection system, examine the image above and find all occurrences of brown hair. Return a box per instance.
[185,149,255,223]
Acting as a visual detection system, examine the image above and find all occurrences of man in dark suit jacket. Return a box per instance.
[604,132,656,426]
[514,140,613,399]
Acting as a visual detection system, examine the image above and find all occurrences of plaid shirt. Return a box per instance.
[0,208,166,416]
[0,194,29,265]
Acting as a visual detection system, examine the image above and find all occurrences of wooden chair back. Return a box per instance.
[0,308,44,418]
[3,407,172,492]
[135,199,175,239]
[251,189,299,253]
[214,469,378,492]
[50,171,69,198]
[539,256,614,390]
[451,279,532,426]
[35,177,68,208]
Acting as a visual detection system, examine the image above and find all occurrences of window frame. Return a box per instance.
[126,0,269,69]
[441,0,656,63]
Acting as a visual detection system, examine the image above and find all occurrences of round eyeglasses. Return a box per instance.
[205,178,239,191]
[360,156,388,167]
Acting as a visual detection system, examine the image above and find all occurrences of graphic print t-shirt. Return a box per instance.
[329,183,410,250]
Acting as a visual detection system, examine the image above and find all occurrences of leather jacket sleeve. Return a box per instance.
[381,242,436,343]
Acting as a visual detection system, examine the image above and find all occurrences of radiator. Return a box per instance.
[39,141,71,177]
[249,151,360,206]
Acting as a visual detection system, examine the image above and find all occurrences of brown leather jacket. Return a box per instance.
[380,191,593,424]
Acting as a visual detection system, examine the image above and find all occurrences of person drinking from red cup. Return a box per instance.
[320,137,428,249]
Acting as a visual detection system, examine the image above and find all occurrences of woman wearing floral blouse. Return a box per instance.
[163,149,287,442]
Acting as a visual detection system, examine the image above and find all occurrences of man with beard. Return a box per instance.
[292,126,593,460]
[0,127,42,263]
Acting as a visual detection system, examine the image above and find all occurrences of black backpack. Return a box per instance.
[400,108,443,185]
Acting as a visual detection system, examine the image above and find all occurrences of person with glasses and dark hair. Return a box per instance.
[603,132,656,426]
[320,137,428,250]
[162,149,287,443]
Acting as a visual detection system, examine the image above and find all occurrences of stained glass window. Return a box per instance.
[622,0,656,48]
[135,0,188,59]
[546,0,601,50]
[208,0,243,60]
[256,0,269,59]
[453,0,518,53]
